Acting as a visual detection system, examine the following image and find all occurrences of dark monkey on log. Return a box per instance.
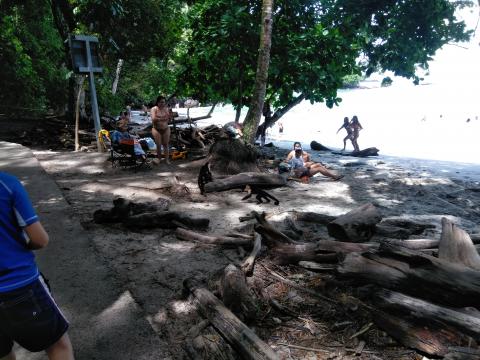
[197,162,213,195]
[242,185,279,205]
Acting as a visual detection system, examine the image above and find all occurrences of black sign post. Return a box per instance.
[68,34,103,151]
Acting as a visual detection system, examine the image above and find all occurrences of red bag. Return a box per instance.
[119,138,135,146]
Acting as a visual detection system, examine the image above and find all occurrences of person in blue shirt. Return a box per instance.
[0,172,74,360]
[111,116,147,159]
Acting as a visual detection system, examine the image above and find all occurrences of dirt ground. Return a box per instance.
[3,117,480,359]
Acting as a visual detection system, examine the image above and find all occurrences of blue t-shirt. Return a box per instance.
[0,172,39,292]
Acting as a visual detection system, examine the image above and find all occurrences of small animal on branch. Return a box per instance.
[197,161,213,195]
[242,185,279,205]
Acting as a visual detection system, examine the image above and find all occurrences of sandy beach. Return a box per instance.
[29,137,480,358]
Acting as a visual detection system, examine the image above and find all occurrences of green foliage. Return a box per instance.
[0,1,68,115]
[342,74,364,89]
[180,0,474,119]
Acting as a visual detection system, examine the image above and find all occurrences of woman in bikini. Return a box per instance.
[285,142,343,181]
[151,96,173,163]
[337,117,353,151]
[350,115,363,152]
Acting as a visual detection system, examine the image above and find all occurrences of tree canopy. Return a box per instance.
[0,0,475,123]
[180,0,473,127]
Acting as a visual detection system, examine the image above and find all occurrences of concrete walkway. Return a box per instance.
[0,142,169,359]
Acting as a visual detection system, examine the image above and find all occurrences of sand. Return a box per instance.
[29,143,480,358]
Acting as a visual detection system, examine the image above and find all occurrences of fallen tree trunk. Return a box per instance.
[184,279,279,360]
[310,140,331,151]
[338,243,480,307]
[221,264,257,321]
[327,203,382,242]
[373,289,480,342]
[241,234,262,275]
[382,238,442,250]
[272,240,378,265]
[292,211,336,225]
[372,309,465,357]
[204,172,287,193]
[438,217,480,270]
[176,228,253,247]
[125,211,209,230]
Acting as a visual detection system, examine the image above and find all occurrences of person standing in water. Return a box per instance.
[336,117,353,151]
[150,96,173,164]
[350,115,363,152]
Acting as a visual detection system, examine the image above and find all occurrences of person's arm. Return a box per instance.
[285,150,294,162]
[304,151,311,162]
[150,107,157,122]
[24,221,49,250]
[336,124,344,134]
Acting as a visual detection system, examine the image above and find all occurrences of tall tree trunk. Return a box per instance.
[242,0,274,144]
[74,76,85,151]
[111,59,124,95]
[235,105,242,123]
[50,0,76,122]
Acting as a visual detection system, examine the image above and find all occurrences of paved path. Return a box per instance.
[0,142,169,360]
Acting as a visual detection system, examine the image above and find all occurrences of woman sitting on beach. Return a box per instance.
[336,117,353,151]
[285,142,343,181]
[111,117,146,160]
[350,115,363,152]
[151,96,173,163]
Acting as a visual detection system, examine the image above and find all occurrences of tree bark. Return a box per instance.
[327,203,382,242]
[111,59,124,95]
[241,233,262,275]
[220,264,257,321]
[176,228,253,247]
[338,243,480,307]
[374,289,480,342]
[184,280,279,360]
[74,75,85,151]
[204,172,286,193]
[242,0,274,144]
[438,217,480,270]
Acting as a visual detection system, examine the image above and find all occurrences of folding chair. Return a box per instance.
[98,130,149,171]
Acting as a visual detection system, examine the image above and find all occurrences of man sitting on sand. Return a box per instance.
[286,142,343,181]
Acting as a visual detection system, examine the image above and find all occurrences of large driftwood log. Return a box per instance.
[338,243,480,307]
[350,147,380,157]
[221,264,257,321]
[382,238,442,250]
[374,289,480,342]
[310,141,331,151]
[327,203,382,242]
[292,211,336,225]
[204,172,286,193]
[273,240,378,265]
[372,309,465,357]
[241,234,262,276]
[176,228,253,247]
[184,279,279,360]
[125,211,209,230]
[439,217,480,270]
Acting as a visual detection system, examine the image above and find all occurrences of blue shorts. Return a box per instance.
[0,276,69,356]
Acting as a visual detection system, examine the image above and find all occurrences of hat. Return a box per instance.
[116,118,129,130]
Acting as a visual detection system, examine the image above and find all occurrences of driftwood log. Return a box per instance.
[438,217,480,270]
[373,289,480,342]
[272,240,378,265]
[310,141,331,151]
[125,211,209,230]
[204,172,287,193]
[220,264,257,321]
[327,203,382,242]
[338,243,480,307]
[241,234,262,275]
[292,211,336,225]
[176,228,253,247]
[184,279,279,360]
[332,147,380,157]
